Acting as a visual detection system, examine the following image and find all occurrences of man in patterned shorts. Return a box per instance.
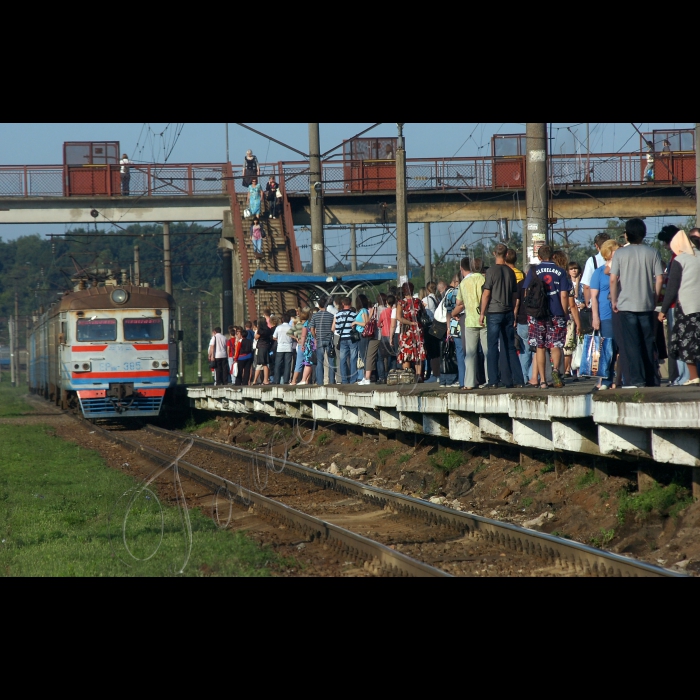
[522,245,571,388]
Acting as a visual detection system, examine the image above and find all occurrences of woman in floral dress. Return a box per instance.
[395,282,426,375]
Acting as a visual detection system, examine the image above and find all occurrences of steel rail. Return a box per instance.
[85,420,449,577]
[145,425,683,578]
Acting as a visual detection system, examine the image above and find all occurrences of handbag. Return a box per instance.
[578,307,594,335]
[327,342,336,359]
[579,331,613,377]
[440,339,458,375]
[276,188,282,198]
[571,336,584,371]
[428,319,447,340]
[349,328,362,343]
[362,307,377,338]
[433,297,448,324]
[243,208,251,218]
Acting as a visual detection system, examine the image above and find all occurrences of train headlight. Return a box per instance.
[161,361,168,368]
[82,363,90,370]
[152,361,160,368]
[74,363,80,370]
[111,289,129,305]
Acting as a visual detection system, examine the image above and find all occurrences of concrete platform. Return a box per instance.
[186,381,700,468]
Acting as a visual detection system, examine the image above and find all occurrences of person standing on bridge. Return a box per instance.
[208,327,228,386]
[120,154,130,196]
[265,175,280,219]
[247,177,263,219]
[250,216,263,258]
[242,150,259,188]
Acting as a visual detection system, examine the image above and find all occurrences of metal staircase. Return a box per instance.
[223,163,302,323]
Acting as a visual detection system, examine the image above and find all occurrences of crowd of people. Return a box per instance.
[208,217,700,390]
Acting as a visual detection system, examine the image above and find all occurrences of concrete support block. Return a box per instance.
[312,401,332,421]
[253,399,275,415]
[326,402,344,423]
[372,391,399,408]
[651,429,700,467]
[423,412,450,437]
[510,397,550,421]
[299,401,313,418]
[479,414,513,443]
[598,425,651,459]
[512,418,553,450]
[274,399,287,415]
[593,398,700,429]
[420,394,449,413]
[380,408,401,431]
[396,394,421,412]
[358,407,382,429]
[448,412,481,443]
[547,393,592,419]
[339,391,375,409]
[400,412,424,434]
[341,406,360,425]
[285,402,303,419]
[472,393,512,415]
[693,468,700,501]
[552,419,600,456]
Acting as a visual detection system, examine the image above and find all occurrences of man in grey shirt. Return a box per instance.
[610,218,664,388]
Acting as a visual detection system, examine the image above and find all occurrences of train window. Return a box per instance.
[76,318,117,341]
[123,318,164,341]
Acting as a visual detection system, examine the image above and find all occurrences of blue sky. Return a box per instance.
[0,123,694,266]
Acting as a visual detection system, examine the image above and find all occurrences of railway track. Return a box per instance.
[27,394,682,577]
[127,422,680,577]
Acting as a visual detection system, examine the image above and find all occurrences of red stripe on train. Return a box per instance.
[77,389,165,399]
[72,346,108,352]
[132,344,169,350]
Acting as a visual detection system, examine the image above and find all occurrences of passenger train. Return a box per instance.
[29,279,177,419]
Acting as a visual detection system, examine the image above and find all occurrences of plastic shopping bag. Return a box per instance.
[579,331,613,377]
[571,336,584,371]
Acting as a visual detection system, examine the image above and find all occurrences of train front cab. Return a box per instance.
[71,314,174,418]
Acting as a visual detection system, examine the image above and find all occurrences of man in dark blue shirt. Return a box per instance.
[522,245,571,388]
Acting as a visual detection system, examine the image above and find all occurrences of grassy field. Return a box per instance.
[0,385,278,576]
[0,381,37,417]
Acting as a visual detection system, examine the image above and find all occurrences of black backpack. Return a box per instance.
[523,267,549,319]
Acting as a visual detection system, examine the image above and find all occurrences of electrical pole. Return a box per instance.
[396,123,409,284]
[222,247,233,332]
[586,122,591,183]
[350,224,357,306]
[9,316,15,387]
[14,290,20,386]
[197,299,202,384]
[525,123,548,274]
[163,222,172,295]
[424,222,432,284]
[133,245,140,286]
[177,305,184,384]
[309,123,325,273]
[225,123,230,163]
[25,316,29,386]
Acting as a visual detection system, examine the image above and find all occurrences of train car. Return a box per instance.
[29,280,177,419]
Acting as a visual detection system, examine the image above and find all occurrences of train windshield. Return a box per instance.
[76,318,117,341]
[123,318,164,341]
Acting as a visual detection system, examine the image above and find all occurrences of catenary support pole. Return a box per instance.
[163,222,172,295]
[309,123,325,273]
[222,248,233,332]
[197,299,202,384]
[178,305,184,384]
[9,315,15,387]
[133,245,140,286]
[350,223,357,306]
[396,123,409,284]
[424,222,432,284]
[525,123,548,274]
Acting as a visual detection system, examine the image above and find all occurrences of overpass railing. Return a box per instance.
[1,152,695,198]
